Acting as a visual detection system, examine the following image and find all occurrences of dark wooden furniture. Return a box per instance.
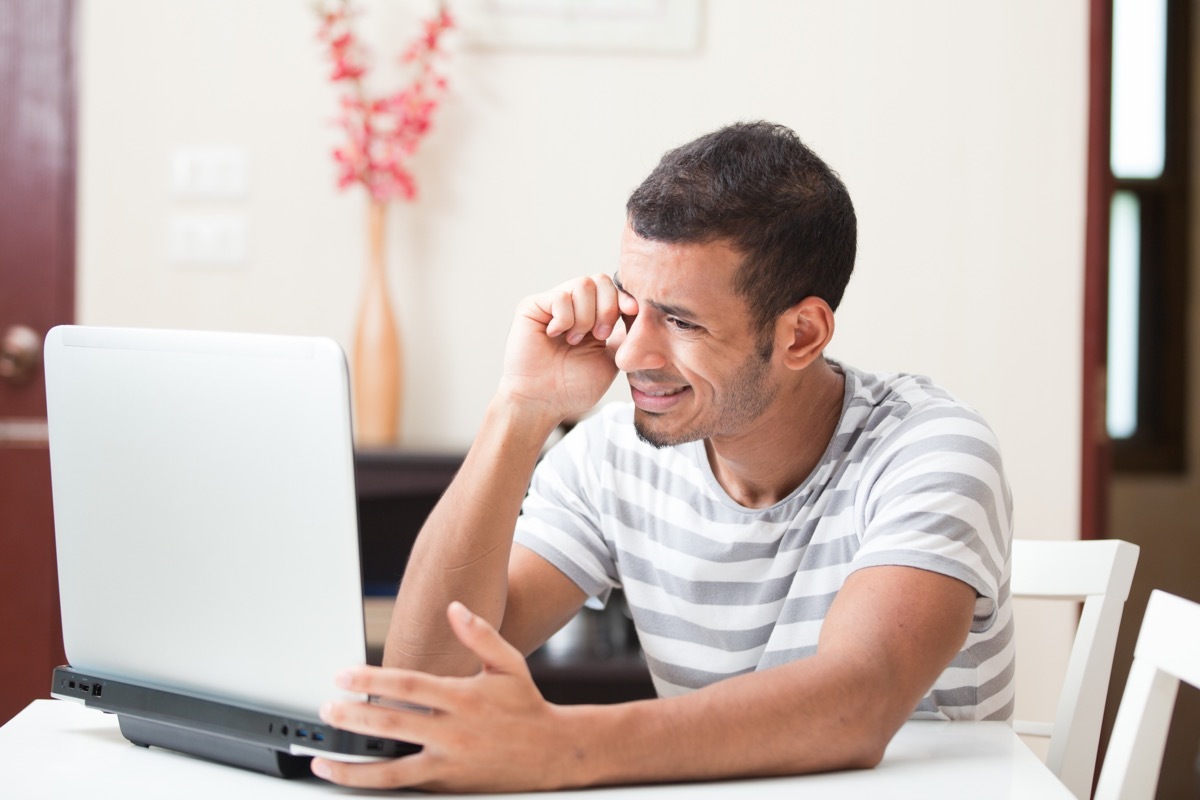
[354,449,463,597]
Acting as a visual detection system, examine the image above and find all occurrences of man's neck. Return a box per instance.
[704,360,846,509]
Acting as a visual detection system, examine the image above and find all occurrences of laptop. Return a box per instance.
[43,325,420,778]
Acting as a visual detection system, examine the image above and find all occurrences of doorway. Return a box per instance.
[0,0,77,724]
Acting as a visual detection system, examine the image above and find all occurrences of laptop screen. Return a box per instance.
[45,326,369,718]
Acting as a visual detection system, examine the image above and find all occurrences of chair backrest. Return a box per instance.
[1094,590,1200,800]
[1011,538,1140,800]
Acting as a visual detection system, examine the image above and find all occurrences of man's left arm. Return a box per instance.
[311,563,975,792]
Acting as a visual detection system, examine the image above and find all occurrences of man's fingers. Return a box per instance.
[563,280,597,344]
[534,276,625,344]
[543,290,576,338]
[333,665,457,712]
[314,605,556,792]
[312,750,440,790]
[319,666,462,742]
[446,601,530,676]
[319,697,439,744]
[591,274,620,340]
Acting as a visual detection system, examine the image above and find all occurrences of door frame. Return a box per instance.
[1081,0,1113,541]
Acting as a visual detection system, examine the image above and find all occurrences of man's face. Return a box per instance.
[613,225,779,449]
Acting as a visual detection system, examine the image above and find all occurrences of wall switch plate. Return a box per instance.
[170,149,249,197]
[168,215,248,265]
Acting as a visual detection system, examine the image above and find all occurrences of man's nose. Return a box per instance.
[614,315,666,373]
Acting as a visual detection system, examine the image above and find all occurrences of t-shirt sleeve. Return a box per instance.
[850,406,1013,632]
[514,414,620,607]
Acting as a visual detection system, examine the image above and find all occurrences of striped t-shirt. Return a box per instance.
[514,358,1015,721]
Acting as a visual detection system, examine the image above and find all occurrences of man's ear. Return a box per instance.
[773,297,835,371]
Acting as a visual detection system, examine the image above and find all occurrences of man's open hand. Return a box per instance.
[312,602,586,792]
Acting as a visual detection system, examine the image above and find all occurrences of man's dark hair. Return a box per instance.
[626,121,857,341]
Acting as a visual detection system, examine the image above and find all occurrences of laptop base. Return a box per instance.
[118,715,313,779]
[52,666,419,766]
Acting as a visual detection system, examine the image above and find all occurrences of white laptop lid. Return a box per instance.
[45,325,368,718]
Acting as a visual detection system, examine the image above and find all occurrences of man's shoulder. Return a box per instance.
[830,360,1002,466]
[836,360,988,425]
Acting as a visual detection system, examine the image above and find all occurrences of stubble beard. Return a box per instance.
[632,348,779,449]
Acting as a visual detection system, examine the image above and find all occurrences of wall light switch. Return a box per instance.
[169,215,248,266]
[171,149,249,197]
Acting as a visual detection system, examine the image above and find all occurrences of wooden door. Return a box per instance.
[0,0,76,724]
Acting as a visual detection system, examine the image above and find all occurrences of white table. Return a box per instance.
[0,700,1073,798]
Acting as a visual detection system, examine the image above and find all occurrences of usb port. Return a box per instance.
[311,732,325,743]
[296,728,309,739]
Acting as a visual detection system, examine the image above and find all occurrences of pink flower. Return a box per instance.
[330,59,366,81]
[315,0,453,204]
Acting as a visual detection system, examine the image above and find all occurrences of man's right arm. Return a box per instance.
[382,274,635,676]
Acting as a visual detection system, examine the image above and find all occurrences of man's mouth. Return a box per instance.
[629,383,691,412]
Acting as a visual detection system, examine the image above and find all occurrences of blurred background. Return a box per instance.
[1,0,1196,796]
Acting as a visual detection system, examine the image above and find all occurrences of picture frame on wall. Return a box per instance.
[456,0,703,54]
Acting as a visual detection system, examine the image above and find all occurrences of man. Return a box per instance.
[312,121,1014,791]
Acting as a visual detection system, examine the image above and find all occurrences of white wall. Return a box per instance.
[78,0,1089,727]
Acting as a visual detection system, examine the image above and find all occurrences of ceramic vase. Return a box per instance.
[352,200,402,446]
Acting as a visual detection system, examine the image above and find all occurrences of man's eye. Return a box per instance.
[667,317,697,331]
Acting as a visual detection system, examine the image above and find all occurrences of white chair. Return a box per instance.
[1094,590,1200,800]
[1011,538,1140,800]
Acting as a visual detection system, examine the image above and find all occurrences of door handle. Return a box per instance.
[0,325,42,386]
